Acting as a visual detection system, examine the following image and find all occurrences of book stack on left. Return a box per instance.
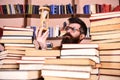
[42,43,101,80]
[0,26,42,80]
[90,11,120,80]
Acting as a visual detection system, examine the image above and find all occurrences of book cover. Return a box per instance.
[25,50,60,57]
[44,58,96,66]
[42,69,90,79]
[61,49,99,56]
[98,42,120,50]
[99,68,120,76]
[62,43,99,49]
[0,70,41,79]
[100,55,120,62]
[90,23,120,33]
[101,62,120,69]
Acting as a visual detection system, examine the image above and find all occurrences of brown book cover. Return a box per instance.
[90,23,120,33]
[44,58,96,66]
[101,62,120,69]
[98,42,120,50]
[90,11,120,20]
[99,75,120,80]
[90,17,120,27]
[25,50,60,57]
[100,55,120,62]
[91,31,120,40]
[99,68,120,76]
[100,50,120,55]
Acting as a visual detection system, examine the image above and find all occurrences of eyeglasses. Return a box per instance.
[65,26,80,32]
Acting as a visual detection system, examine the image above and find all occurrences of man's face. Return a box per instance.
[62,23,81,44]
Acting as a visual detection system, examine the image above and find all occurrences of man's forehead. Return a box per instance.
[69,23,81,28]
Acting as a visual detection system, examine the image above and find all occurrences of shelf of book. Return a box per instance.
[0,14,91,19]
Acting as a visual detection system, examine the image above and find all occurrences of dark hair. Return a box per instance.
[68,17,87,36]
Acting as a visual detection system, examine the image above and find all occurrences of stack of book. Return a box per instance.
[42,43,100,80]
[90,11,120,80]
[18,49,60,70]
[0,26,42,79]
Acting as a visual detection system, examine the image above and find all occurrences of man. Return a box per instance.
[34,17,87,50]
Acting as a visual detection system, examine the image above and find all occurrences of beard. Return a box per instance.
[61,33,80,44]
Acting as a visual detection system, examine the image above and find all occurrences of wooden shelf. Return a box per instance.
[75,14,90,18]
[0,14,90,19]
[26,14,75,19]
[0,14,25,18]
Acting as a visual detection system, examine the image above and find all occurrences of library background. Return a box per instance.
[0,0,120,80]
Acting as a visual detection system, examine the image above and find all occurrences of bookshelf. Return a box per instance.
[0,0,119,27]
[0,0,119,39]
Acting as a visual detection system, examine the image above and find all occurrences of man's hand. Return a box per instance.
[35,27,49,50]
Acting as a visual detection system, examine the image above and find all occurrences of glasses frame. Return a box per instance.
[65,26,80,32]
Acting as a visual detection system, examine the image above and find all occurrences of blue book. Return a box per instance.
[50,5,55,15]
[67,3,73,14]
[83,5,90,14]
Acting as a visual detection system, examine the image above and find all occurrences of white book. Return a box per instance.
[61,49,99,56]
[42,69,90,79]
[0,70,40,79]
[61,55,100,63]
[1,36,32,39]
[19,63,44,70]
[43,64,92,72]
[4,43,35,47]
[62,43,99,49]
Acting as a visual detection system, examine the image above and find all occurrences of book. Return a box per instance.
[90,17,120,27]
[21,56,55,61]
[61,49,99,56]
[91,31,120,40]
[17,60,45,64]
[99,68,120,76]
[100,55,120,62]
[5,46,35,51]
[1,36,32,39]
[4,43,35,47]
[43,64,92,72]
[25,50,60,57]
[90,11,120,20]
[62,43,99,49]
[3,30,33,36]
[44,75,99,80]
[91,38,120,43]
[98,42,120,50]
[90,29,120,35]
[99,75,120,80]
[3,26,34,31]
[19,63,44,70]
[100,50,120,55]
[6,49,26,55]
[44,58,96,66]
[0,39,32,44]
[101,62,120,69]
[42,69,90,79]
[60,55,100,63]
[90,23,120,33]
[1,58,20,64]
[0,64,19,69]
[0,70,41,79]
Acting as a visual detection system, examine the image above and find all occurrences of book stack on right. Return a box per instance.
[90,11,120,80]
